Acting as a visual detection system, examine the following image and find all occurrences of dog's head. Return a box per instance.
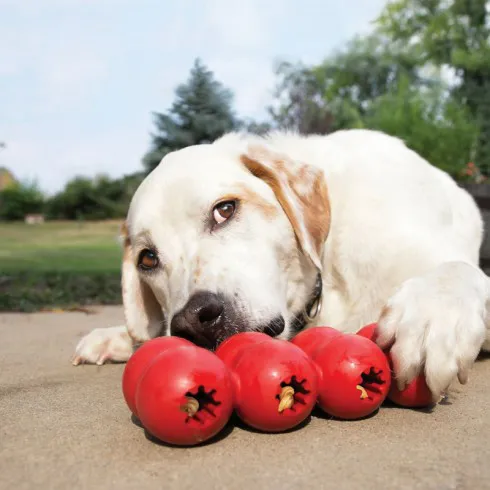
[121,134,330,349]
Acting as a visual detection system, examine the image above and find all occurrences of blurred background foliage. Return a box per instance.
[2,0,489,310]
[3,0,489,221]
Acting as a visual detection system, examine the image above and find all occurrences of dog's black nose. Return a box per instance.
[170,291,224,347]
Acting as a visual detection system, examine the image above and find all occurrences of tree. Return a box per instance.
[46,177,100,220]
[268,28,479,177]
[0,166,16,191]
[0,181,44,221]
[268,34,425,134]
[376,0,490,173]
[241,119,273,136]
[364,74,478,177]
[268,60,337,134]
[143,58,240,173]
[316,34,424,117]
[46,172,144,221]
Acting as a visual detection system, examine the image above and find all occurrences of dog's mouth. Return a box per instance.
[193,315,286,351]
[213,315,285,350]
[170,291,288,351]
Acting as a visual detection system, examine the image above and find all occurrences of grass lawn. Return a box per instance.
[0,220,124,311]
[0,220,123,272]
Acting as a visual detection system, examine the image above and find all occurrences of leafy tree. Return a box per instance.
[241,119,274,136]
[376,0,490,173]
[268,26,479,177]
[46,177,100,220]
[268,60,337,134]
[46,173,144,220]
[0,181,44,221]
[364,74,478,177]
[0,166,16,191]
[269,34,425,134]
[316,34,424,116]
[143,58,240,173]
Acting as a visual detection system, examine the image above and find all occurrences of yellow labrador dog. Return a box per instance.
[73,129,490,400]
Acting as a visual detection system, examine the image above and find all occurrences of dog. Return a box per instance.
[72,128,490,400]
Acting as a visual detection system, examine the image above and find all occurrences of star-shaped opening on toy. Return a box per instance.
[181,385,222,424]
[357,367,386,400]
[276,375,311,413]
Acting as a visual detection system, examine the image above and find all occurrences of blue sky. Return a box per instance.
[0,0,388,194]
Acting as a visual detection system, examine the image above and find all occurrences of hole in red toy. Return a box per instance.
[181,385,221,423]
[275,375,310,413]
[357,367,386,400]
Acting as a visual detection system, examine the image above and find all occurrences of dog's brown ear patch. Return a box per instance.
[234,184,279,220]
[240,145,330,270]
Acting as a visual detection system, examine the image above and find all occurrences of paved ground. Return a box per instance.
[1,306,489,490]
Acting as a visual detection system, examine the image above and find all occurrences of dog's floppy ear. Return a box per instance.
[240,144,330,272]
[120,222,164,343]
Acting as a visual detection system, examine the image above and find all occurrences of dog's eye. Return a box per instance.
[138,249,159,270]
[213,200,236,225]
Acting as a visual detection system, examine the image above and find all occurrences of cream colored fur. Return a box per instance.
[73,129,490,399]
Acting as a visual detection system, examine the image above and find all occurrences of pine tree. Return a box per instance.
[143,59,240,173]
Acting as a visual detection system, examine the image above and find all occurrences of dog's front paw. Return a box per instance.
[72,326,133,366]
[376,262,488,399]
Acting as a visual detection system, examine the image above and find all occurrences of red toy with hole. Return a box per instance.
[122,336,193,418]
[217,333,319,432]
[135,344,234,446]
[121,320,431,447]
[355,323,433,408]
[309,333,392,419]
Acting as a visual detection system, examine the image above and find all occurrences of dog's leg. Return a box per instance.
[72,325,134,366]
[376,261,490,400]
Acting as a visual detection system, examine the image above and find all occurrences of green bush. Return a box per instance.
[0,181,45,220]
[364,76,479,177]
[0,271,122,312]
[45,173,144,221]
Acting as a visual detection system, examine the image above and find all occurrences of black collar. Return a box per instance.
[290,272,323,335]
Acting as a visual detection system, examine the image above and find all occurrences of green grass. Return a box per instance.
[0,220,123,272]
[0,220,124,311]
